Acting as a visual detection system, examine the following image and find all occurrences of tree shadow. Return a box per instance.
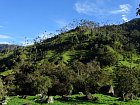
[56,96,104,105]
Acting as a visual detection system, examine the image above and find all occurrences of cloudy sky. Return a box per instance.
[0,0,139,45]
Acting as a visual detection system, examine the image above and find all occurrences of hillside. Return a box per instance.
[25,18,140,67]
[0,18,140,102]
[0,18,140,73]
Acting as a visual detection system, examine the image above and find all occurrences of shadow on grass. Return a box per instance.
[56,96,104,105]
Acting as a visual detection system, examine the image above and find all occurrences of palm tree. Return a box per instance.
[136,4,140,16]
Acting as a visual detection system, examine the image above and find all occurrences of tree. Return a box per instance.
[85,61,111,93]
[46,65,75,96]
[14,63,36,95]
[71,61,111,94]
[14,65,52,96]
[34,75,52,96]
[0,78,6,101]
[115,66,139,100]
[136,4,140,16]
[97,45,118,66]
[4,75,16,95]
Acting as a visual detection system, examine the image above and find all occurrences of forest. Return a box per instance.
[0,6,140,105]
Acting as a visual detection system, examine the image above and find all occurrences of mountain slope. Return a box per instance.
[0,18,140,98]
[0,18,140,72]
[32,18,140,67]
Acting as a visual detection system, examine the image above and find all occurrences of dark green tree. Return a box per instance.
[4,75,16,95]
[0,78,6,101]
[136,4,140,16]
[115,66,139,100]
[85,61,111,93]
[97,45,118,66]
[33,74,52,96]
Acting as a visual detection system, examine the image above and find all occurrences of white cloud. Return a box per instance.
[120,4,130,13]
[0,34,11,39]
[74,1,94,15]
[74,1,109,16]
[0,42,11,44]
[110,4,131,22]
[110,4,131,14]
[122,15,129,22]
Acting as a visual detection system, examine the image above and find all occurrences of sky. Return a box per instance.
[0,0,139,45]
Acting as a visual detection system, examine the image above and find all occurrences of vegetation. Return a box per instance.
[7,94,140,105]
[0,15,140,104]
[0,78,5,101]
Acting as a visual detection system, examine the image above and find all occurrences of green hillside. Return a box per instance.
[0,19,140,103]
[19,18,140,67]
[1,19,140,70]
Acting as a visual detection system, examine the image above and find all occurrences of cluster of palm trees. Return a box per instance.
[137,4,140,16]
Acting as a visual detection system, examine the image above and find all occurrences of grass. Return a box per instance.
[7,94,140,105]
[0,52,13,60]
[0,70,14,76]
[62,51,72,64]
[120,60,139,68]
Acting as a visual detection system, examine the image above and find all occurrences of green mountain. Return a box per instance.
[0,18,140,99]
[0,18,140,72]
[28,18,140,67]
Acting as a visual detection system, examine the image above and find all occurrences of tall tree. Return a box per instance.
[0,78,5,101]
[136,4,140,16]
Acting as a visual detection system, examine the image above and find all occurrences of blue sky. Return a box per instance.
[0,0,139,45]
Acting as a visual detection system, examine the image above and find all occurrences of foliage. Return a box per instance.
[33,75,52,95]
[114,66,140,100]
[0,78,6,100]
[0,18,140,99]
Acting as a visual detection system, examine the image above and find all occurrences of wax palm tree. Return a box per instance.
[136,4,140,16]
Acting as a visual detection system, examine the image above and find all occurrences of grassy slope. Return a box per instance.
[7,94,140,105]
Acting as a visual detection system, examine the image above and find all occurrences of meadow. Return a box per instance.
[7,94,140,105]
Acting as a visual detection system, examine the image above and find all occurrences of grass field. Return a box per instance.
[7,94,140,105]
